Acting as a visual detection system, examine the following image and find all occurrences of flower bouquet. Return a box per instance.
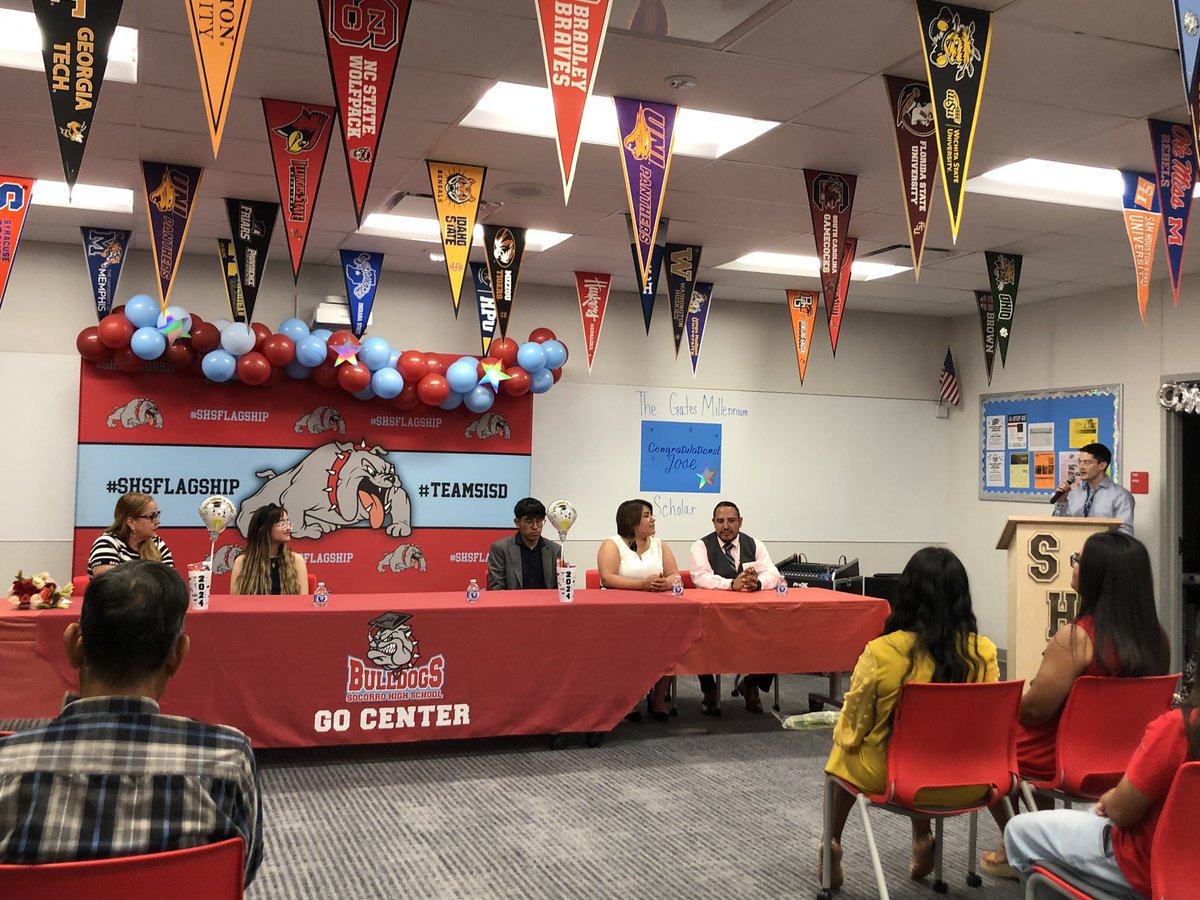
[9,570,73,609]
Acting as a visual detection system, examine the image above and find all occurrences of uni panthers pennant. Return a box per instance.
[1148,118,1197,304]
[575,271,611,371]
[985,251,1021,367]
[804,170,857,312]
[787,290,819,384]
[0,176,34,315]
[81,227,131,320]
[1174,2,1200,135]
[614,96,677,294]
[625,213,668,334]
[340,249,383,338]
[142,161,204,312]
[826,237,856,355]
[34,0,124,192]
[916,0,992,242]
[1120,171,1162,322]
[975,289,996,385]
[470,262,497,356]
[428,160,487,317]
[217,238,247,322]
[185,0,252,156]
[482,224,527,341]
[664,243,702,359]
[224,198,278,323]
[686,282,713,377]
[884,74,938,279]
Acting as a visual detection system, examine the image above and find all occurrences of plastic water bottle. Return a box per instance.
[775,578,789,596]
[313,581,329,609]
[671,574,684,597]
[466,578,481,603]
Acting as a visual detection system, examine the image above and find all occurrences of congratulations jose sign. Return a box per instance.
[639,420,721,493]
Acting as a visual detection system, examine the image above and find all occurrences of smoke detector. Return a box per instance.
[665,74,696,91]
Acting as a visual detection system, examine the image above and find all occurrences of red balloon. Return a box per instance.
[262,333,295,367]
[111,305,125,318]
[312,360,339,389]
[236,351,272,386]
[502,366,531,396]
[250,322,272,352]
[398,350,428,381]
[76,326,111,362]
[528,327,556,344]
[390,383,420,410]
[113,348,145,372]
[165,342,194,369]
[190,322,221,354]
[426,355,448,376]
[489,337,519,367]
[337,362,371,393]
[97,314,134,349]
[325,329,356,363]
[264,365,284,387]
[550,366,563,383]
[417,372,450,406]
[188,312,205,327]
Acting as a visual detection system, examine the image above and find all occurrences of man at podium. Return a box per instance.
[1051,443,1134,536]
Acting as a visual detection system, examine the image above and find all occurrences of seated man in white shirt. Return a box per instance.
[688,501,783,714]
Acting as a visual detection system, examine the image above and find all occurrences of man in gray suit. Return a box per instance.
[487,497,562,590]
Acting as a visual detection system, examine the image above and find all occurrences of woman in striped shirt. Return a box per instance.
[87,492,174,576]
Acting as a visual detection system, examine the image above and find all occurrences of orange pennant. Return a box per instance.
[1120,170,1161,321]
[787,290,819,384]
[185,0,253,156]
[0,176,34,314]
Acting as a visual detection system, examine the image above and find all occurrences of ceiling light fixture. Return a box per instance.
[33,179,134,213]
[0,9,138,83]
[966,158,1127,211]
[360,213,571,253]
[717,251,910,281]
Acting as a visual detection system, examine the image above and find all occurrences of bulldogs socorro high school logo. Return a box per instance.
[346,612,446,702]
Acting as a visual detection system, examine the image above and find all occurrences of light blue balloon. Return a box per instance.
[214,317,233,333]
[517,341,547,373]
[388,349,401,369]
[541,339,567,369]
[221,322,256,356]
[446,357,479,394]
[201,349,237,382]
[295,334,327,368]
[279,318,310,342]
[130,326,166,360]
[371,366,403,399]
[464,384,495,413]
[353,384,376,401]
[284,360,312,380]
[124,294,160,329]
[359,336,392,371]
[439,391,464,411]
[311,328,333,342]
[529,367,555,394]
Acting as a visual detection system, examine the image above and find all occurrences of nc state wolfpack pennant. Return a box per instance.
[1174,2,1200,135]
[1120,171,1162,321]
[142,161,204,312]
[263,99,336,282]
[428,161,486,316]
[787,290,819,384]
[470,262,497,356]
[217,239,247,322]
[1148,118,1197,304]
[985,251,1021,367]
[534,0,612,203]
[319,0,412,226]
[33,0,123,192]
[686,282,713,377]
[0,177,34,315]
[625,213,668,334]
[804,170,856,315]
[80,227,131,320]
[826,237,856,355]
[185,0,252,155]
[664,243,702,359]
[575,271,610,371]
[975,290,995,385]
[224,198,279,323]
[483,224,527,340]
[884,75,938,279]
[615,97,677,295]
[916,0,992,242]
[340,250,384,339]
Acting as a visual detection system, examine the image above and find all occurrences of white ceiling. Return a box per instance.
[2,0,1194,316]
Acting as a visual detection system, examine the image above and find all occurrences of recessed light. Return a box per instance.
[717,251,909,281]
[33,179,134,213]
[967,159,1125,210]
[360,212,571,253]
[429,251,445,262]
[0,10,138,83]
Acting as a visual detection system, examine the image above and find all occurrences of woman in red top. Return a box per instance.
[983,532,1170,878]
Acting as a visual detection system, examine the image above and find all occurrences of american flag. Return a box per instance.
[939,346,961,406]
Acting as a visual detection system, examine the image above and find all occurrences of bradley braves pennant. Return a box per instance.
[185,0,252,156]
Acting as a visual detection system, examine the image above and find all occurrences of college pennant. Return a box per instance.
[615,97,678,299]
[575,271,611,371]
[142,161,204,312]
[470,262,497,356]
[915,0,992,242]
[1148,118,1197,304]
[804,170,857,317]
[1174,2,1200,136]
[185,0,252,155]
[787,290,819,385]
[1120,171,1162,322]
[826,237,857,355]
[534,0,612,203]
[984,251,1021,367]
[33,0,123,191]
[263,99,336,282]
[625,213,668,333]
[217,239,247,322]
[975,289,996,385]
[340,250,383,339]
[81,227,131,321]
[664,243,702,359]
[0,176,34,314]
[686,282,713,377]
[319,0,413,226]
[427,161,487,316]
[224,198,279,323]
[482,224,527,340]
[884,75,938,279]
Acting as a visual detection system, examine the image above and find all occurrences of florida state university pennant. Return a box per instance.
[884,75,938,279]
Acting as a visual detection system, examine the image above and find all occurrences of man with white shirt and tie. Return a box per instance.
[1052,442,1135,536]
[688,501,783,714]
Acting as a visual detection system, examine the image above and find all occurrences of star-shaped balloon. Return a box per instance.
[157,313,191,345]
[696,466,717,488]
[478,359,511,392]
[332,337,362,367]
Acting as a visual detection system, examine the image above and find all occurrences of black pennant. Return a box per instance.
[224,198,278,323]
[482,224,527,341]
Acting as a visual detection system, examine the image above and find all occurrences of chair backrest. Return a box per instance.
[0,836,245,899]
[1151,760,1200,900]
[307,572,317,593]
[583,569,693,590]
[1054,674,1180,796]
[71,575,90,597]
[885,680,1023,807]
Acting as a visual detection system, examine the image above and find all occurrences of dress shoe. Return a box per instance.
[701,685,722,716]
[816,838,843,889]
[743,683,764,714]
[646,696,670,723]
[910,833,936,880]
[980,850,1019,880]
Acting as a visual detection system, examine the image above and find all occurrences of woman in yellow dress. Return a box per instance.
[819,547,999,888]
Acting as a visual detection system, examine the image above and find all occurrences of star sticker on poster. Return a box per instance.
[157,313,191,345]
[478,359,511,392]
[332,337,361,366]
[696,466,717,489]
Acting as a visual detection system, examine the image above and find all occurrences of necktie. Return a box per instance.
[724,542,736,566]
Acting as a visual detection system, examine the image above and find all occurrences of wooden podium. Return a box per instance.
[996,515,1121,685]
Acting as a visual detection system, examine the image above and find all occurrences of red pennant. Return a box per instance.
[826,237,856,355]
[0,176,34,313]
[804,169,857,306]
[575,271,611,371]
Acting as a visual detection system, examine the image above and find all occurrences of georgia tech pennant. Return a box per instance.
[686,282,713,377]
[340,249,384,339]
[470,262,497,356]
[427,160,486,317]
[142,161,204,312]
[81,227,131,321]
[1121,171,1162,322]
[534,0,612,203]
[575,271,610,371]
[826,237,857,355]
[185,0,252,156]
[1174,2,1200,136]
[884,75,938,279]
[1148,118,1197,304]
[33,0,123,192]
[319,0,412,226]
[975,290,995,385]
[664,243,702,359]
[224,198,279,323]
[985,251,1021,367]
[787,290,819,384]
[614,96,677,296]
[625,213,668,334]
[263,98,336,282]
[482,224,527,341]
[916,0,992,243]
[0,176,34,314]
[804,170,857,313]
[217,238,247,322]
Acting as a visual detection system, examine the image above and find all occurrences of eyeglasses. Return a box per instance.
[135,512,161,523]
[1070,552,1081,566]
[274,520,292,530]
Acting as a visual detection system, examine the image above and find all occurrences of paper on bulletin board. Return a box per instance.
[986,415,1004,450]
[1007,414,1027,449]
[1033,451,1056,489]
[1069,417,1098,447]
[1028,422,1054,451]
[1058,450,1080,485]
[1009,451,1030,488]
[985,451,1005,487]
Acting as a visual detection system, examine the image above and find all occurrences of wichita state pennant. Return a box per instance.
[1148,118,1197,304]
[827,237,857,355]
[217,238,247,322]
[224,198,279,323]
[884,75,938,279]
[787,290,819,385]
[614,97,678,295]
[482,224,527,341]
[428,161,486,316]
[664,243,702,359]
[916,0,992,242]
[804,170,856,314]
[319,0,412,226]
[975,290,996,385]
[0,176,34,314]
[470,262,497,357]
[185,0,253,156]
[1120,171,1162,322]
[575,271,611,372]
[142,161,204,312]
[985,251,1021,367]
[33,0,124,192]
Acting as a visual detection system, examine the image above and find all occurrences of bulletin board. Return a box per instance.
[978,384,1122,501]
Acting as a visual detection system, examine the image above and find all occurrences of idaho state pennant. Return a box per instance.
[984,251,1021,367]
[224,199,278,323]
[575,271,610,372]
[614,97,677,295]
[80,227,131,321]
[1120,171,1162,322]
[1174,2,1200,136]
[428,161,487,316]
[826,237,857,355]
[263,99,336,282]
[884,75,938,279]
[470,262,497,356]
[217,239,247,322]
[804,170,857,313]
[319,0,413,226]
[625,213,668,333]
[1148,118,1197,304]
[975,290,996,386]
[340,249,384,339]
[686,282,713,377]
[185,0,252,156]
[33,0,123,192]
[664,243,702,359]
[787,290,819,385]
[916,0,992,242]
[482,224,527,340]
[0,176,34,314]
[142,161,204,312]
[534,0,612,203]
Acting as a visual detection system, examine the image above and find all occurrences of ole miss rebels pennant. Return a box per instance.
[1147,118,1197,304]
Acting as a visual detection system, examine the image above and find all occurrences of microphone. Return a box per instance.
[1049,476,1075,504]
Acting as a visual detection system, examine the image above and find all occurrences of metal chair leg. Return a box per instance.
[819,776,835,894]
[773,673,781,712]
[967,810,983,886]
[933,817,948,893]
[1020,781,1037,812]
[856,794,891,900]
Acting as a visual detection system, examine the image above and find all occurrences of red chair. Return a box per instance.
[818,680,1024,899]
[0,836,245,899]
[584,569,692,589]
[71,575,90,597]
[307,572,318,593]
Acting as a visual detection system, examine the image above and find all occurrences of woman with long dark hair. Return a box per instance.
[230,504,308,595]
[819,547,999,888]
